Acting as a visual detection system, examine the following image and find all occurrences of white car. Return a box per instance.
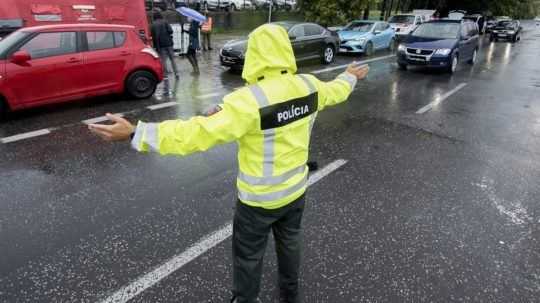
[388,14,423,36]
[228,0,254,10]
[201,0,230,10]
[252,0,295,10]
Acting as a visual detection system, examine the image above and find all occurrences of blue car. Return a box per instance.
[338,20,396,56]
[397,19,479,74]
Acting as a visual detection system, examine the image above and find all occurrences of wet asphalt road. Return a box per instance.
[1,22,540,303]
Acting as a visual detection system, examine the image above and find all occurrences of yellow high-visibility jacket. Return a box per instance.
[131,24,357,209]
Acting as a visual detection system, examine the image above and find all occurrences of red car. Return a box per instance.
[0,24,163,116]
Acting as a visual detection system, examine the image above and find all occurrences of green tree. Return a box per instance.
[303,0,539,25]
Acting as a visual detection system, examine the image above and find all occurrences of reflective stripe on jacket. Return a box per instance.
[131,24,357,209]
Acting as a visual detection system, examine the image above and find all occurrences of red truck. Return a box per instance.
[0,0,150,41]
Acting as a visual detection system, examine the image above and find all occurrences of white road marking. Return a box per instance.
[97,159,348,303]
[196,92,222,99]
[1,129,51,144]
[416,83,468,114]
[82,114,125,125]
[147,101,179,111]
[311,54,396,75]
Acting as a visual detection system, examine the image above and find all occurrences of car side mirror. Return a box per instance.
[11,50,31,65]
[289,33,297,40]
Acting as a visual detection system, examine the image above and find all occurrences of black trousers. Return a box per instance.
[232,195,305,303]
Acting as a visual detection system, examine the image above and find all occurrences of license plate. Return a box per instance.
[408,57,426,62]
[339,48,348,52]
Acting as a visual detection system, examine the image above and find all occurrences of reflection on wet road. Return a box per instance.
[1,22,539,303]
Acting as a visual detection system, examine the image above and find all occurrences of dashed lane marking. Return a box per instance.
[416,83,468,114]
[147,101,179,111]
[196,92,222,99]
[97,159,348,303]
[311,54,396,75]
[1,128,52,144]
[82,113,125,125]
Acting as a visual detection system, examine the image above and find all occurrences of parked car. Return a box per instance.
[228,0,254,10]
[486,16,511,33]
[448,10,466,20]
[397,19,479,74]
[389,14,424,37]
[338,20,396,56]
[463,14,486,34]
[220,21,339,71]
[0,24,163,117]
[256,0,295,11]
[536,16,540,25]
[490,20,521,43]
[202,0,230,10]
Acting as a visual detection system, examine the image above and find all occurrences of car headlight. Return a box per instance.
[398,44,406,52]
[507,30,515,34]
[435,49,451,56]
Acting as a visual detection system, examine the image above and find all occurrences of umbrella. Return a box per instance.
[177,7,206,23]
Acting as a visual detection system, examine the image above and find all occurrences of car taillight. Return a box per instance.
[141,47,159,59]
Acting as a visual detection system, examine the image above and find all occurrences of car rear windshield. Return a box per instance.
[497,21,513,27]
[272,22,295,31]
[389,15,415,24]
[343,22,373,32]
[463,17,478,22]
[412,23,460,39]
[0,31,29,59]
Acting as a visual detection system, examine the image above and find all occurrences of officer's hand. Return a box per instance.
[88,113,135,142]
[346,62,370,80]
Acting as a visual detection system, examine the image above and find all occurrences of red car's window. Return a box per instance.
[86,32,115,51]
[20,32,77,59]
[114,32,126,47]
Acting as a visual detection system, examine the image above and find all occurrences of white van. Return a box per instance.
[388,14,423,36]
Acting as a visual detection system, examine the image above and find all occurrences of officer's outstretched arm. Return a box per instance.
[307,63,369,111]
[131,96,258,156]
[308,72,358,111]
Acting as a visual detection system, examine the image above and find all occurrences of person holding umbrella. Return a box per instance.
[178,7,205,74]
[184,18,200,74]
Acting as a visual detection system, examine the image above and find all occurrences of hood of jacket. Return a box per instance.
[242,24,297,84]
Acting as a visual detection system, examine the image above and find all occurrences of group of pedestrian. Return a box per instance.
[150,11,214,77]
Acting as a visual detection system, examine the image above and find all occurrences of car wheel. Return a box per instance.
[126,70,158,99]
[448,53,458,74]
[322,45,335,64]
[398,63,407,70]
[468,49,477,65]
[365,42,374,56]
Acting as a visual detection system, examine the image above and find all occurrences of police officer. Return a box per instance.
[89,24,369,303]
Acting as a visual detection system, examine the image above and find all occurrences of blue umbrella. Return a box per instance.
[177,7,206,23]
